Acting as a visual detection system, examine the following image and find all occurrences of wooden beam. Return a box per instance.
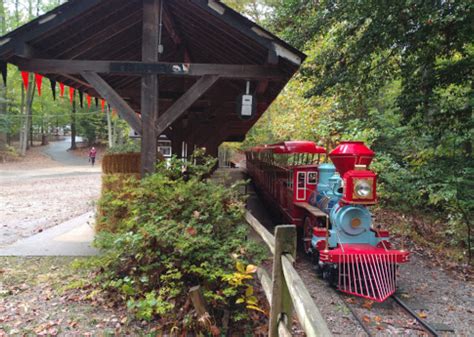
[257,49,279,95]
[0,0,104,58]
[81,71,142,134]
[162,3,181,46]
[140,0,161,176]
[17,59,285,79]
[12,44,94,90]
[156,75,219,136]
[190,0,304,66]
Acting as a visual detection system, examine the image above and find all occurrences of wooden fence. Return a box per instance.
[245,211,333,337]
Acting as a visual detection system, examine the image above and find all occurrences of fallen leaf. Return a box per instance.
[362,300,374,310]
[346,298,356,304]
[363,315,371,324]
[246,264,257,274]
[418,312,427,319]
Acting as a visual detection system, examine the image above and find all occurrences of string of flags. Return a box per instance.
[19,70,114,115]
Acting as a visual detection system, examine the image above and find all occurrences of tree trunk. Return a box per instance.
[20,75,35,156]
[40,116,48,145]
[0,80,7,152]
[0,0,7,152]
[25,77,35,150]
[19,85,25,155]
[106,105,114,148]
[70,91,77,150]
[29,113,33,148]
[14,0,20,24]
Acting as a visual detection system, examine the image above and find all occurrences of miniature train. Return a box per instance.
[245,141,409,302]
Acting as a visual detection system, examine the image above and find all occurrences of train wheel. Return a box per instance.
[303,217,314,255]
[323,265,338,288]
[312,250,323,277]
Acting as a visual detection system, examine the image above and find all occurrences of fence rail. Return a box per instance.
[245,211,332,337]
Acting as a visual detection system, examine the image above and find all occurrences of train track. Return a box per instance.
[392,294,440,337]
[340,292,441,337]
[295,250,444,336]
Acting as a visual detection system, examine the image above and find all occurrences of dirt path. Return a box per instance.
[0,140,101,246]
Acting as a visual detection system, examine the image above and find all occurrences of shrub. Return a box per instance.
[0,145,20,162]
[89,152,266,334]
[106,141,141,154]
[96,174,140,233]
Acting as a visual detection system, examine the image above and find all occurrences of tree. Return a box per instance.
[0,0,7,151]
[223,0,277,24]
[245,0,474,260]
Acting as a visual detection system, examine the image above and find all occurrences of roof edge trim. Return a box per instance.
[273,43,302,65]
[208,0,225,15]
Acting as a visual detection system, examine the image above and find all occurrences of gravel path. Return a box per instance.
[0,140,101,246]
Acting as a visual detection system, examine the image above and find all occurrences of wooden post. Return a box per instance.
[269,225,296,337]
[140,0,160,176]
[189,285,208,317]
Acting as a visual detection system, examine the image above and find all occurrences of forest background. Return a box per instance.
[0,0,472,263]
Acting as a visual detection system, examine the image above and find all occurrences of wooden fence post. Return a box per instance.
[269,225,297,337]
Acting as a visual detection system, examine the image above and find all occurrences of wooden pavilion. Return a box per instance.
[0,0,305,175]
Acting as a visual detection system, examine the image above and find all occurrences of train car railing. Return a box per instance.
[245,211,333,337]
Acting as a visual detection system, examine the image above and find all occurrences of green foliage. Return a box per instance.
[89,153,266,332]
[246,0,473,260]
[106,140,141,154]
[222,0,277,24]
[0,144,19,161]
[77,108,107,145]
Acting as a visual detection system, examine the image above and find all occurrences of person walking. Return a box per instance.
[89,147,97,166]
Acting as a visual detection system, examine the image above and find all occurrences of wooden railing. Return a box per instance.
[245,211,333,337]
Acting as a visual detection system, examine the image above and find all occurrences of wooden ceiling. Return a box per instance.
[0,0,305,147]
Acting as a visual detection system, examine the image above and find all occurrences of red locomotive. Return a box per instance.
[245,141,409,302]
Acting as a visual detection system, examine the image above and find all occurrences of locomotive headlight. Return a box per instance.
[355,180,371,198]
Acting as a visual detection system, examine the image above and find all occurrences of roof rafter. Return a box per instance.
[0,0,105,58]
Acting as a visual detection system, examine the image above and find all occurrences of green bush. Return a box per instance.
[106,141,141,154]
[88,152,266,334]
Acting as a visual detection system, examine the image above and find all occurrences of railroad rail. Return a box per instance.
[340,292,442,337]
[392,295,440,337]
[245,211,332,337]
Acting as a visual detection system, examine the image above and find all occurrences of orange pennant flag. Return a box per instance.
[59,82,65,97]
[87,94,92,109]
[35,74,43,96]
[69,87,75,104]
[101,99,106,112]
[21,71,29,90]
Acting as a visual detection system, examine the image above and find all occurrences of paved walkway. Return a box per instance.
[0,138,101,183]
[42,136,91,166]
[0,212,99,256]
